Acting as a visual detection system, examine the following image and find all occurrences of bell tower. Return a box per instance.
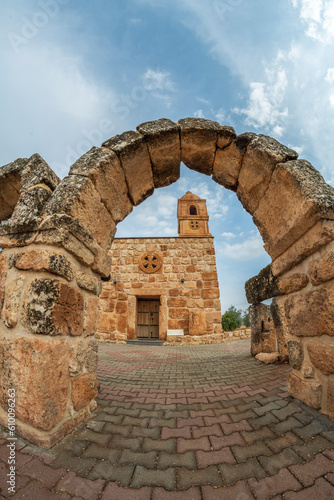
[177,191,211,237]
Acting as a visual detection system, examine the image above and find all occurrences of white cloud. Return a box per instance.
[325,68,334,83]
[234,66,289,137]
[142,69,175,91]
[194,109,205,118]
[292,0,334,43]
[217,233,266,261]
[221,232,237,238]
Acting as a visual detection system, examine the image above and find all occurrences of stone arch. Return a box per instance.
[0,117,333,448]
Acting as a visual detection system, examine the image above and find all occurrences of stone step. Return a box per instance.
[126,339,164,346]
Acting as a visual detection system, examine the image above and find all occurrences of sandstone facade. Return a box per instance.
[97,236,222,343]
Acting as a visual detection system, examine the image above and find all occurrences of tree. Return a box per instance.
[221,306,250,331]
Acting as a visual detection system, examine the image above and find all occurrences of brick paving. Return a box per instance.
[1,339,334,499]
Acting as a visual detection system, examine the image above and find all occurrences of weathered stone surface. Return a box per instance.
[189,309,207,336]
[11,185,51,227]
[278,273,309,295]
[271,297,289,361]
[245,265,279,304]
[86,339,98,372]
[24,278,84,336]
[71,372,98,411]
[43,176,116,249]
[249,303,276,356]
[216,126,236,149]
[288,371,321,410]
[237,134,298,215]
[102,130,154,206]
[14,249,75,281]
[0,160,25,221]
[20,153,60,191]
[328,379,334,420]
[0,253,7,314]
[309,247,334,285]
[137,119,181,188]
[213,134,252,191]
[92,248,112,278]
[255,352,279,363]
[254,160,334,257]
[69,340,86,376]
[69,147,133,223]
[288,340,304,370]
[0,154,59,222]
[84,296,99,336]
[284,281,334,337]
[271,220,334,277]
[76,271,102,295]
[179,118,220,175]
[307,342,334,375]
[0,337,69,430]
[2,274,25,327]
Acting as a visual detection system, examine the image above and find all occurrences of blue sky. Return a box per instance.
[1,0,334,311]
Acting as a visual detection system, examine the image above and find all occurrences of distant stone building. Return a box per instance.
[97,192,223,344]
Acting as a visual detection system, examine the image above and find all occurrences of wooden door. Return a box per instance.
[137,299,160,339]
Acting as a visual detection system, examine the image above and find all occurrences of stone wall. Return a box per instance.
[97,236,223,343]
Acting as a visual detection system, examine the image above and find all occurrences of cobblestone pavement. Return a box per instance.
[1,340,334,499]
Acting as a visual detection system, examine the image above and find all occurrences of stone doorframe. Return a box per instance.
[127,293,167,341]
[0,117,333,448]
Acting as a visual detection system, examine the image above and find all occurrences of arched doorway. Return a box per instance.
[0,117,333,448]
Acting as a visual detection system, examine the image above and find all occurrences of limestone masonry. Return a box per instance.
[97,192,223,344]
[0,117,333,448]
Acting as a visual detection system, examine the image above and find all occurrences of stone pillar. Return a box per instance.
[0,239,103,448]
[249,304,276,356]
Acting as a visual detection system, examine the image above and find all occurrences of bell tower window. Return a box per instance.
[189,205,197,215]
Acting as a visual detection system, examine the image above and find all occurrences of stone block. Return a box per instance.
[202,289,219,299]
[20,153,60,191]
[271,297,289,360]
[253,159,334,256]
[11,185,52,227]
[137,119,180,188]
[189,309,207,335]
[307,342,334,375]
[98,311,116,333]
[76,271,102,295]
[169,308,189,319]
[255,353,279,363]
[328,379,334,420]
[14,249,75,281]
[0,337,69,430]
[283,282,334,337]
[118,314,127,333]
[102,130,154,206]
[309,247,334,285]
[2,274,25,327]
[178,118,220,174]
[69,339,86,376]
[43,175,116,249]
[86,339,98,372]
[245,265,279,304]
[24,278,84,336]
[288,340,304,370]
[217,126,236,149]
[71,372,98,411]
[69,146,133,223]
[237,134,298,215]
[288,371,321,410]
[278,274,309,295]
[213,139,244,191]
[116,302,127,314]
[167,297,187,307]
[0,253,7,313]
[271,220,334,276]
[84,297,99,336]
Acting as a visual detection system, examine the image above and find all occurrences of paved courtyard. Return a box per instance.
[1,339,334,499]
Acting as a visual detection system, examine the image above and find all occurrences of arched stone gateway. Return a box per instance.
[0,118,333,448]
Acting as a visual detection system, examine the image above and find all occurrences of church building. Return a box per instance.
[97,192,223,344]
